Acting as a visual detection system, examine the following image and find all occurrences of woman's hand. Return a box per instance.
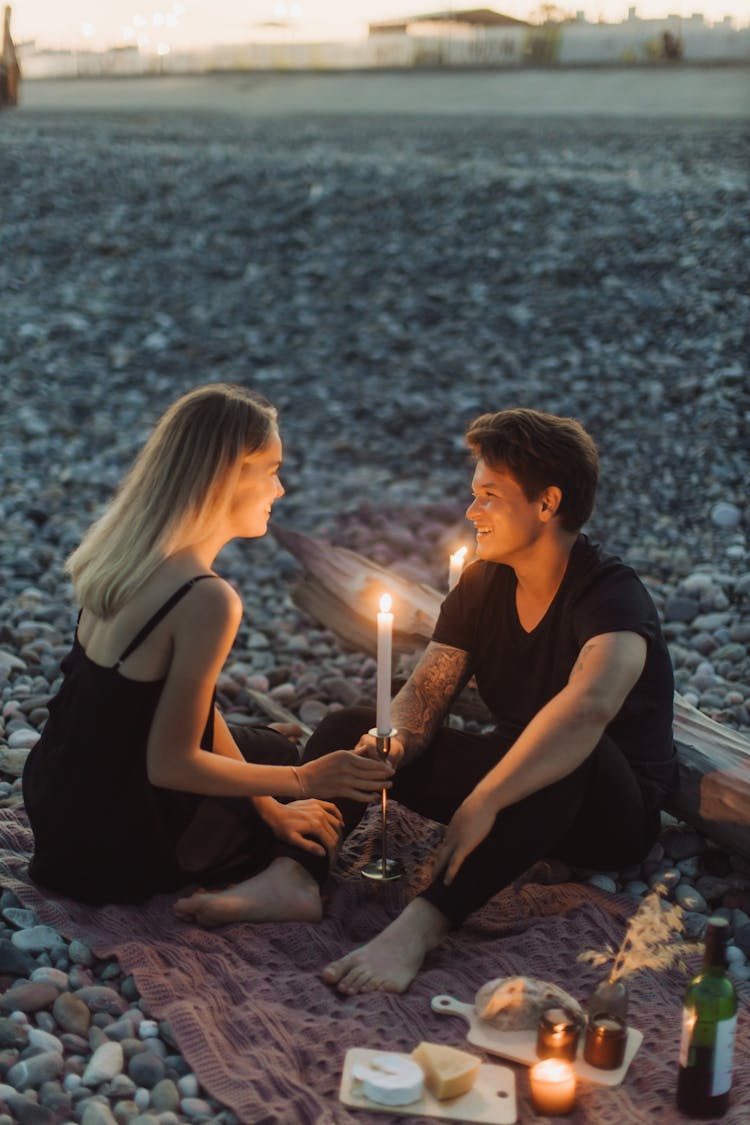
[300,748,394,802]
[259,798,344,859]
[431,792,498,885]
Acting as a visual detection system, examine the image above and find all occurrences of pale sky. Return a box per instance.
[11,1,748,52]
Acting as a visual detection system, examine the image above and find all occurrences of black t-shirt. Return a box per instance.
[433,534,677,803]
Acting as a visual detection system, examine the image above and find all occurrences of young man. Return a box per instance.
[311,408,677,994]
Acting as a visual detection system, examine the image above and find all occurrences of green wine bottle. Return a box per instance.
[676,916,738,1119]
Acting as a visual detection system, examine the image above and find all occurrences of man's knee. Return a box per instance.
[302,706,374,763]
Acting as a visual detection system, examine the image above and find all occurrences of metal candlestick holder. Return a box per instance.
[361,728,405,882]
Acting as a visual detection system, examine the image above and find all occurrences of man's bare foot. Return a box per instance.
[173,857,323,927]
[322,898,450,995]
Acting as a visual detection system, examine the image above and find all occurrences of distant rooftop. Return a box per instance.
[369,8,532,36]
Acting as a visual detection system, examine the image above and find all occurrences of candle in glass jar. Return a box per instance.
[536,1007,581,1062]
[529,1058,577,1116]
[376,593,393,736]
[583,1015,627,1070]
[448,546,467,590]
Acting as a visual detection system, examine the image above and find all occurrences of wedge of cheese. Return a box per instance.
[411,1041,481,1101]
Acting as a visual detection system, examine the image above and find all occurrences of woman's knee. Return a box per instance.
[302,706,375,764]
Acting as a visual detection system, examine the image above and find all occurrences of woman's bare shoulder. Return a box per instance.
[180,574,242,625]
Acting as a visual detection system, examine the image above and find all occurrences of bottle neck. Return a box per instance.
[703,918,729,972]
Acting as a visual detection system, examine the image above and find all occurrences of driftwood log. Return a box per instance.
[0,6,20,109]
[272,524,750,860]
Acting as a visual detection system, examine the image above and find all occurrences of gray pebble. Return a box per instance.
[711,502,742,529]
[105,1017,137,1042]
[1,907,37,930]
[28,1026,64,1054]
[682,911,710,940]
[81,1101,119,1125]
[7,1049,64,1090]
[0,939,35,976]
[83,1041,124,1087]
[695,875,731,903]
[587,875,618,894]
[176,1075,199,1099]
[134,1088,152,1110]
[112,1101,139,1123]
[150,1078,180,1113]
[0,1015,28,1049]
[10,925,61,954]
[75,987,128,1017]
[180,1098,213,1120]
[30,967,68,990]
[298,699,329,725]
[676,856,702,880]
[128,1052,165,1089]
[623,880,649,898]
[648,867,682,893]
[734,922,750,956]
[69,939,95,967]
[675,884,708,912]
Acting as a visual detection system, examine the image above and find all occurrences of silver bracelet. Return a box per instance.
[291,765,307,798]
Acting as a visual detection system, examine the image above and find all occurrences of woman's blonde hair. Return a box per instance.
[66,384,278,618]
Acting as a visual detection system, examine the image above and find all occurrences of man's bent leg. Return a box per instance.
[422,734,658,925]
[556,734,660,870]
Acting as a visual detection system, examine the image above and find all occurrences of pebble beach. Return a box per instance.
[0,71,749,1123]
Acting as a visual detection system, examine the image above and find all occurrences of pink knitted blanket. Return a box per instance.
[0,801,747,1125]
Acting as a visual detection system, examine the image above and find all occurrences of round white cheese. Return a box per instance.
[351,1052,425,1106]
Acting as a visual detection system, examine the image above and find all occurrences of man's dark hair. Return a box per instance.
[465,409,599,532]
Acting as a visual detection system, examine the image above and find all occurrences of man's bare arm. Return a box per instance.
[391,642,472,766]
[432,630,648,883]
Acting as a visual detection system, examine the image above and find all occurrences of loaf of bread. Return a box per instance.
[475,976,584,1031]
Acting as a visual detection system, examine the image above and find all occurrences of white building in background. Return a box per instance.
[16,6,750,77]
[557,7,750,64]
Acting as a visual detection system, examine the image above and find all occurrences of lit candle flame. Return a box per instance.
[533,1058,573,1081]
[451,546,467,564]
[379,593,392,614]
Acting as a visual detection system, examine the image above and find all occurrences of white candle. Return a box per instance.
[448,546,467,590]
[376,593,393,736]
[529,1058,577,1116]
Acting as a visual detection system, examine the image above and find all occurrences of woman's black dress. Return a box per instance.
[22,576,295,904]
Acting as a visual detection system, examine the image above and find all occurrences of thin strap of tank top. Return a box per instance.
[113,574,217,671]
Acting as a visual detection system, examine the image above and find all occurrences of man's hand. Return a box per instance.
[300,749,393,802]
[353,731,406,770]
[259,798,344,860]
[431,792,498,885]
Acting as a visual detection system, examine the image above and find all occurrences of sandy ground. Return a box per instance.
[16,67,750,119]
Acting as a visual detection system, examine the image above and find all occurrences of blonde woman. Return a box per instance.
[23,384,391,916]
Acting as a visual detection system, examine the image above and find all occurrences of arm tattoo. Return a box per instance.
[392,642,472,763]
[571,640,597,680]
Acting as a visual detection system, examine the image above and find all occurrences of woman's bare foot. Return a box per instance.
[322,898,450,995]
[173,857,323,927]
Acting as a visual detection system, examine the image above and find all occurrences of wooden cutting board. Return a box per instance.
[431,995,643,1088]
[340,1048,517,1124]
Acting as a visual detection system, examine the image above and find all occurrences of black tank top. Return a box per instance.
[23,575,217,904]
